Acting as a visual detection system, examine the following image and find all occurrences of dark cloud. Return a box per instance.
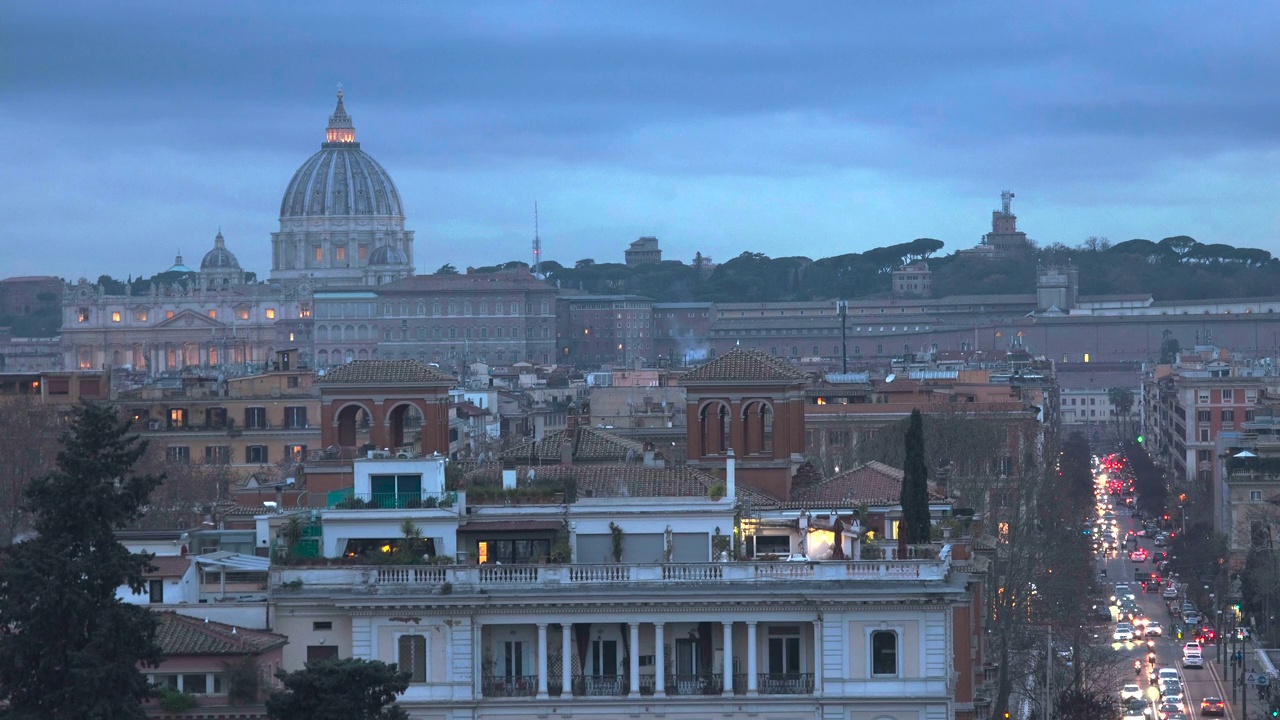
[4,2,1280,278]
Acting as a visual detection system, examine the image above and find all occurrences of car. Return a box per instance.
[1162,585,1179,599]
[1183,611,1200,625]
[1164,692,1186,709]
[1114,623,1135,642]
[1182,653,1203,669]
[1121,683,1144,701]
[1183,642,1202,655]
[1159,678,1183,695]
[1157,667,1180,682]
[1155,535,1169,547]
[1157,700,1184,719]
[1146,621,1164,636]
[1122,709,1146,720]
[1194,628,1217,644]
[1131,549,1149,562]
[1200,696,1226,715]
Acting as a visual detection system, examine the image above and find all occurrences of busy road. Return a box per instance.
[1095,466,1236,720]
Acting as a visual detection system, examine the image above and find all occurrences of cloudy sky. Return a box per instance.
[5,2,1280,280]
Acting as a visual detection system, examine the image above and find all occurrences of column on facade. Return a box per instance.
[561,623,572,696]
[536,623,549,698]
[813,618,823,696]
[654,622,666,697]
[746,621,758,695]
[628,622,640,697]
[721,620,734,696]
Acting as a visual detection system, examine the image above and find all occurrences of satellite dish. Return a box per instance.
[885,373,897,384]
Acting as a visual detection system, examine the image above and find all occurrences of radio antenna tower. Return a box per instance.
[532,202,542,277]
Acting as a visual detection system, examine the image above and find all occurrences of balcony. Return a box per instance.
[667,674,723,696]
[273,555,952,595]
[326,488,457,510]
[577,675,628,697]
[482,675,537,698]
[758,673,815,695]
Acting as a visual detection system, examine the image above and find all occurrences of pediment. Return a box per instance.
[155,309,226,329]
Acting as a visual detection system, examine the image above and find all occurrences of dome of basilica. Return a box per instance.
[278,92,404,219]
[200,231,241,270]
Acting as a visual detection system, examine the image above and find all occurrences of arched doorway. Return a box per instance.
[387,402,423,451]
[335,403,371,449]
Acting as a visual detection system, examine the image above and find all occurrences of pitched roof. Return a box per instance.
[791,461,946,506]
[498,426,644,463]
[154,612,288,657]
[680,348,811,384]
[464,462,726,499]
[145,556,193,578]
[317,359,453,385]
[379,269,555,293]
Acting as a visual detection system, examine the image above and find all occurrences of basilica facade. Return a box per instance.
[59,93,555,376]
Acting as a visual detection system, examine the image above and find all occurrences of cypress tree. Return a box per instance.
[0,402,164,719]
[900,408,932,544]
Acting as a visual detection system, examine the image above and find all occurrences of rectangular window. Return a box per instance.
[166,446,190,463]
[284,406,308,429]
[1223,389,1235,402]
[313,246,324,261]
[1198,410,1211,422]
[204,446,231,464]
[169,408,187,428]
[246,445,269,464]
[134,309,148,322]
[1248,409,1257,422]
[591,639,618,677]
[1252,491,1264,502]
[77,308,90,323]
[504,640,525,677]
[335,246,347,262]
[398,635,427,683]
[1200,428,1210,442]
[313,621,333,631]
[149,579,164,604]
[285,444,307,462]
[111,311,121,323]
[307,645,339,663]
[166,310,175,319]
[1222,409,1236,422]
[206,309,217,319]
[358,245,369,261]
[767,627,801,675]
[245,407,267,429]
[871,630,898,676]
[266,308,276,319]
[1198,391,1210,404]
[182,674,208,694]
[1198,449,1212,463]
[1247,390,1258,403]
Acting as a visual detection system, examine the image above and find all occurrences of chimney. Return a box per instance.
[725,448,736,502]
[560,439,573,466]
[566,411,579,435]
[643,441,655,468]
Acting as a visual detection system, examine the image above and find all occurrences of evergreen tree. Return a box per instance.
[267,658,410,720]
[0,402,164,719]
[900,408,932,544]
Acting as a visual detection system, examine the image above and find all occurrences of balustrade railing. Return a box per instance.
[666,673,722,695]
[575,675,628,696]
[757,672,814,695]
[481,674,537,697]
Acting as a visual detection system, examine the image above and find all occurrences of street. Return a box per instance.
[1101,508,1239,720]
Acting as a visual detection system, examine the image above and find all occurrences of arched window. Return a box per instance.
[416,301,425,315]
[479,300,488,314]
[699,402,731,456]
[790,346,798,357]
[813,346,819,356]
[496,326,505,339]
[432,327,441,340]
[358,325,369,340]
[400,301,408,316]
[871,631,898,676]
[876,344,883,355]
[495,299,504,315]
[480,326,489,339]
[431,300,441,316]
[317,325,329,341]
[771,346,778,356]
[464,301,472,315]
[448,300,458,315]
[448,328,457,340]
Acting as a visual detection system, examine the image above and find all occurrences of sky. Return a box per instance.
[5,2,1280,280]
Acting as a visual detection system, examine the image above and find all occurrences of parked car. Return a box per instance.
[1162,585,1179,599]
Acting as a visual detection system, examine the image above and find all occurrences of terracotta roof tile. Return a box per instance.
[680,348,811,384]
[145,556,193,578]
[154,612,287,657]
[498,426,644,463]
[790,461,946,506]
[317,360,453,385]
[465,462,725,499]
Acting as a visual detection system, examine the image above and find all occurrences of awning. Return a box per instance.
[193,551,271,572]
[458,520,563,534]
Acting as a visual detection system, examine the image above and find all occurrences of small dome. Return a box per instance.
[368,244,409,266]
[167,252,194,274]
[200,231,241,270]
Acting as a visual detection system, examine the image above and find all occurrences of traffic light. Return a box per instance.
[1137,434,1145,443]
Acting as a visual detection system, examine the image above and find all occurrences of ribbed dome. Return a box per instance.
[200,231,241,270]
[368,244,409,266]
[279,92,404,219]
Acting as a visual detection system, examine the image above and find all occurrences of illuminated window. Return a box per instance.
[312,246,324,262]
[134,309,148,322]
[266,308,276,320]
[478,541,489,564]
[288,332,296,342]
[236,308,249,321]
[1084,353,1090,363]
[77,308,90,323]
[111,311,121,322]
[358,245,368,261]
[166,310,175,319]
[335,246,347,262]
[299,306,311,318]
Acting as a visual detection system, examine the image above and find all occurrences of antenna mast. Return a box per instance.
[532,202,542,277]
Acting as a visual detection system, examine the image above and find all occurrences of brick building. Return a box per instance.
[558,295,654,368]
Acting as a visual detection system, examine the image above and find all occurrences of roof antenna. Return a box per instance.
[532,202,542,277]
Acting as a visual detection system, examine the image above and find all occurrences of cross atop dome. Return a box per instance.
[325,88,356,146]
